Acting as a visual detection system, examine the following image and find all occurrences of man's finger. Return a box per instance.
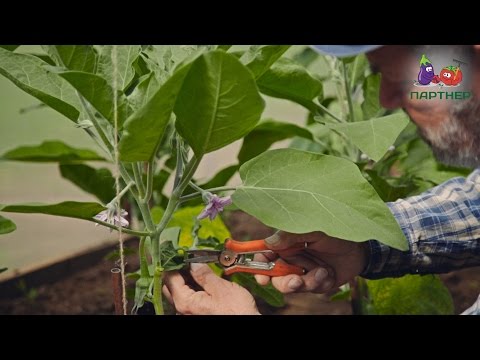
[254,274,270,286]
[264,231,322,250]
[189,263,227,296]
[264,231,299,250]
[301,267,335,293]
[163,271,195,301]
[271,274,305,294]
[253,253,276,285]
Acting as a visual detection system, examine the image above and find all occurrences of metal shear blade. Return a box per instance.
[184,249,221,264]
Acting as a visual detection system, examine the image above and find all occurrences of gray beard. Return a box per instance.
[417,98,480,168]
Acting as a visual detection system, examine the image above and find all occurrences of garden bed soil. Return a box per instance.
[1,211,479,315]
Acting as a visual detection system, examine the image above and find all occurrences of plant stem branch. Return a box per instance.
[108,181,134,205]
[143,160,154,203]
[91,218,152,237]
[180,186,237,203]
[78,96,114,154]
[153,267,164,315]
[188,181,204,193]
[315,103,345,123]
[149,154,202,315]
[119,165,140,198]
[139,236,150,277]
[342,62,356,123]
[173,136,184,188]
[132,163,146,199]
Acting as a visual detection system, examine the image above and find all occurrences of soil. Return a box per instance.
[1,211,479,315]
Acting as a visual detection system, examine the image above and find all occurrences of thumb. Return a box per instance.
[264,231,298,250]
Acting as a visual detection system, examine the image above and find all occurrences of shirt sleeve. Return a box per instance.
[361,169,480,279]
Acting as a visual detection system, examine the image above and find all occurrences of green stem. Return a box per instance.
[150,155,202,315]
[132,163,146,199]
[108,181,134,206]
[137,201,155,232]
[91,218,152,237]
[315,103,346,123]
[143,160,154,203]
[180,186,237,203]
[342,62,356,123]
[157,156,201,231]
[188,181,204,193]
[173,136,184,188]
[83,127,111,156]
[349,56,360,91]
[78,96,114,154]
[341,62,361,161]
[151,231,161,268]
[153,266,164,315]
[118,164,155,234]
[139,236,150,277]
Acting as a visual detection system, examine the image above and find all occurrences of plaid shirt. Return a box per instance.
[361,169,480,314]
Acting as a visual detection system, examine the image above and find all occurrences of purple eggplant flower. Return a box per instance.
[94,209,129,230]
[197,194,232,221]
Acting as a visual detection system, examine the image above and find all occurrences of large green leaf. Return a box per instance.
[367,275,454,315]
[59,164,115,204]
[398,138,472,185]
[1,141,106,162]
[217,45,232,52]
[326,113,410,162]
[175,50,265,157]
[97,45,141,91]
[118,59,194,162]
[0,48,81,121]
[238,119,313,164]
[59,71,132,127]
[348,54,369,89]
[0,201,106,221]
[365,170,417,202]
[200,165,238,189]
[362,74,382,120]
[181,165,239,206]
[257,57,323,111]
[143,46,195,73]
[0,215,16,234]
[151,205,231,248]
[43,45,97,73]
[231,273,285,307]
[232,149,407,250]
[0,45,19,51]
[239,45,290,79]
[128,72,161,111]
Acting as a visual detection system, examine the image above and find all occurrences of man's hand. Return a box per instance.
[255,231,369,294]
[163,263,260,315]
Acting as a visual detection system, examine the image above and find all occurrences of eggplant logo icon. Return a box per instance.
[414,54,466,88]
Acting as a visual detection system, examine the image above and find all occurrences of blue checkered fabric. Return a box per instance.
[361,169,480,314]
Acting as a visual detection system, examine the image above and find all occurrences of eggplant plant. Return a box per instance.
[0,45,462,314]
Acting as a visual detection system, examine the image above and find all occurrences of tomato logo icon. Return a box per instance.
[439,66,463,86]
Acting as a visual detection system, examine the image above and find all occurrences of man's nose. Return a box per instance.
[379,79,403,110]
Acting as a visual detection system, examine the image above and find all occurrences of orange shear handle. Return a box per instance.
[224,239,305,253]
[224,239,305,276]
[224,261,305,277]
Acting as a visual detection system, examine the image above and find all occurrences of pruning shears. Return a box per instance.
[185,239,306,276]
